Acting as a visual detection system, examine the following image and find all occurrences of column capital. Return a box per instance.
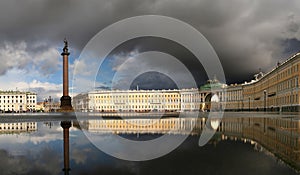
[61,52,70,56]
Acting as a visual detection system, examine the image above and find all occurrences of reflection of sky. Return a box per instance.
[0,122,63,175]
[0,120,297,175]
[95,56,118,89]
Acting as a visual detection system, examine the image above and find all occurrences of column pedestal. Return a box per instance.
[60,96,73,111]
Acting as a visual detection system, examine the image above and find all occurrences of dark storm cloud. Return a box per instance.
[104,37,208,89]
[0,0,300,84]
[282,39,300,58]
[130,71,178,90]
[0,0,154,50]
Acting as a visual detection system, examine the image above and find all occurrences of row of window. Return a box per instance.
[0,100,35,103]
[94,120,179,124]
[181,105,197,108]
[0,95,36,99]
[276,94,299,105]
[0,123,35,126]
[0,95,23,99]
[0,105,35,108]
[258,64,300,90]
[90,94,179,99]
[243,63,299,94]
[92,99,180,103]
[278,64,299,80]
[277,77,299,91]
[226,90,243,101]
[92,105,179,109]
[89,98,212,104]
[90,124,178,129]
[0,126,35,130]
[0,100,22,103]
[26,96,36,99]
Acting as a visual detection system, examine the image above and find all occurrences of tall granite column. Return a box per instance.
[60,38,73,110]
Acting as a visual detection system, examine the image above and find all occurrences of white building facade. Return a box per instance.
[74,89,182,112]
[0,91,37,112]
[179,88,201,111]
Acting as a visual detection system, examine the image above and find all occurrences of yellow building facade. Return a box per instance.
[242,52,300,112]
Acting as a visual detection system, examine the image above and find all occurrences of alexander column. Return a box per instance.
[60,38,73,111]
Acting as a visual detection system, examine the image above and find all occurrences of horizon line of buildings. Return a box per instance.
[0,51,299,113]
[73,52,300,112]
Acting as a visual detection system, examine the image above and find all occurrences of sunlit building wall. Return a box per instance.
[0,91,37,112]
[242,52,300,111]
[179,88,201,111]
[224,85,243,111]
[74,89,181,112]
[26,93,37,112]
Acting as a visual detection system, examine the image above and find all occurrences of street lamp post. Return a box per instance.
[264,90,267,112]
[248,96,251,111]
[49,96,52,112]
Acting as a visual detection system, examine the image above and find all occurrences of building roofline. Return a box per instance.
[242,51,300,86]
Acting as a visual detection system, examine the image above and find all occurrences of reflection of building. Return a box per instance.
[0,91,37,112]
[0,122,37,133]
[219,117,300,170]
[81,118,203,135]
[78,116,300,169]
[73,51,300,112]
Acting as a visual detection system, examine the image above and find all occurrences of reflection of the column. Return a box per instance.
[61,121,71,175]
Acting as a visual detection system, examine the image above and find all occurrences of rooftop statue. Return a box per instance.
[63,38,68,53]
